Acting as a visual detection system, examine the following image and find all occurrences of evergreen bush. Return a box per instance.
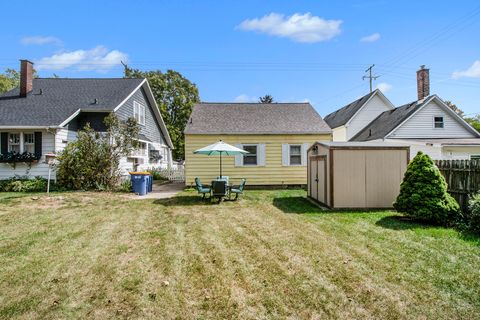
[468,193,480,234]
[393,152,460,225]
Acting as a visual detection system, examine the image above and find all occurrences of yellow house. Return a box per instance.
[184,102,332,186]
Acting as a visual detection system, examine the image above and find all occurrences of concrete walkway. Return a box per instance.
[127,181,185,200]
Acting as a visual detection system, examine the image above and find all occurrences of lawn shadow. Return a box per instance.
[272,196,328,214]
[376,215,480,244]
[375,215,436,231]
[153,195,235,206]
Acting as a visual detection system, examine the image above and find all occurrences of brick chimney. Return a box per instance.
[20,59,34,97]
[416,65,430,101]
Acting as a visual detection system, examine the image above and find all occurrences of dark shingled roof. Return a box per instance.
[0,78,144,127]
[184,103,331,135]
[351,100,424,141]
[323,90,377,128]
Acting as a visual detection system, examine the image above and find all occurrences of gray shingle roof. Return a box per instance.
[184,103,331,135]
[323,90,376,128]
[351,100,424,141]
[0,78,144,127]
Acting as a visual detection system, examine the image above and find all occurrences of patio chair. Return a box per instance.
[230,179,246,200]
[195,177,211,199]
[211,180,227,202]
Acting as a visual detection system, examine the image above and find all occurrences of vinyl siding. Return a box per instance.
[346,95,392,140]
[332,126,347,141]
[115,87,166,145]
[442,146,480,160]
[185,134,331,186]
[0,130,55,179]
[389,100,476,139]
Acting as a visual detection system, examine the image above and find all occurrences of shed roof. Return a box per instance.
[184,102,331,135]
[314,141,410,149]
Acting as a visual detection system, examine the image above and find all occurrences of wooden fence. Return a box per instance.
[435,160,480,212]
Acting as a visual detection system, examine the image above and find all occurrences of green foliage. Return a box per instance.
[56,114,139,190]
[123,65,200,160]
[464,114,480,132]
[0,68,39,94]
[118,180,133,193]
[393,152,461,225]
[0,176,51,192]
[468,193,480,234]
[147,169,168,181]
[259,94,274,103]
[0,69,20,94]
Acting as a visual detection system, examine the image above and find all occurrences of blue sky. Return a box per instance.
[1,0,480,116]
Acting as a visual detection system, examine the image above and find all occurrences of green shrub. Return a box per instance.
[118,180,132,193]
[468,193,480,234]
[393,152,461,225]
[56,114,139,190]
[0,176,49,192]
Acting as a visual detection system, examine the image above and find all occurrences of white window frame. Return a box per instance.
[242,144,258,166]
[8,133,21,153]
[23,132,35,154]
[133,101,146,126]
[289,144,302,166]
[433,116,444,129]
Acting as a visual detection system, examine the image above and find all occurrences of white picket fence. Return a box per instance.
[162,167,185,181]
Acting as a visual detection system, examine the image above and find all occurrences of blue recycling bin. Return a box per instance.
[146,174,153,192]
[130,172,149,196]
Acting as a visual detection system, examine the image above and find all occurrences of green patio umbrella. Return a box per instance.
[193,140,248,178]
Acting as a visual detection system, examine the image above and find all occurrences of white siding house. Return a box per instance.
[324,89,394,142]
[0,60,174,180]
[388,99,476,139]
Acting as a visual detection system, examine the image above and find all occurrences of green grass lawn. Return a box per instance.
[0,189,479,319]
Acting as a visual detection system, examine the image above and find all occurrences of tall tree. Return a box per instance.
[123,65,200,160]
[444,99,480,132]
[259,94,274,103]
[0,69,20,94]
[444,100,464,116]
[0,68,39,94]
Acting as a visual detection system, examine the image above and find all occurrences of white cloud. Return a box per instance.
[35,46,128,73]
[234,94,257,102]
[376,82,392,93]
[237,12,342,43]
[360,32,380,43]
[21,36,62,46]
[452,60,480,79]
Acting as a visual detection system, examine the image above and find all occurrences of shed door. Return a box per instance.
[310,159,318,200]
[309,157,326,203]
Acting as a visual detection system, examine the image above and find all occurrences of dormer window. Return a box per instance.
[434,116,444,129]
[133,101,146,125]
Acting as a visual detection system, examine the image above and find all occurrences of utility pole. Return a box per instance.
[363,64,380,92]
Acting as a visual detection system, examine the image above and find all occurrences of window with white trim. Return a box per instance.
[243,145,257,165]
[133,101,146,125]
[24,133,35,153]
[434,116,444,128]
[8,133,20,153]
[289,145,302,165]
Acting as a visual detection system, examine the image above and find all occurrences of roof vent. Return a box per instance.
[94,98,98,104]
[39,89,43,95]
[368,129,372,137]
